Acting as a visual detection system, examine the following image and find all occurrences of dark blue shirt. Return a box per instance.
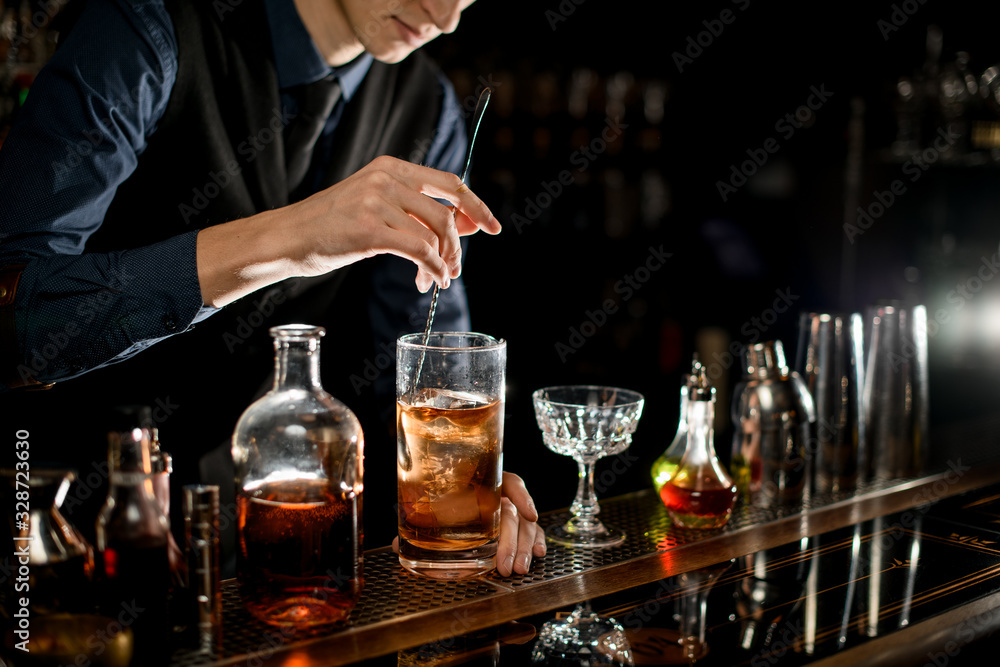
[0,0,468,390]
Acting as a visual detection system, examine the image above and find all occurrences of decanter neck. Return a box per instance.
[684,398,718,465]
[273,337,322,392]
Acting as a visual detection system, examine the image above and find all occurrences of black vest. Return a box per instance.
[11,0,448,547]
[91,0,443,249]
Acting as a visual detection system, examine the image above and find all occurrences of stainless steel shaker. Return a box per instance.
[730,340,816,506]
[794,312,867,494]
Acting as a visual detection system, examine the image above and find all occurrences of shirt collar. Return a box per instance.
[264,0,373,101]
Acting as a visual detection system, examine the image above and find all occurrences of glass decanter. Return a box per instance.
[661,364,736,530]
[96,410,171,664]
[232,324,364,628]
[650,357,704,498]
[0,469,94,618]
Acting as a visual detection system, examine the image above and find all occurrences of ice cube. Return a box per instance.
[432,486,482,526]
[416,388,488,410]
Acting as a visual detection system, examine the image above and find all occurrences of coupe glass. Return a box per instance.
[533,386,645,548]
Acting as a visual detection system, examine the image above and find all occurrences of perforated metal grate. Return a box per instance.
[168,477,921,666]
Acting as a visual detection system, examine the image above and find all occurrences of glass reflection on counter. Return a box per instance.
[531,601,633,666]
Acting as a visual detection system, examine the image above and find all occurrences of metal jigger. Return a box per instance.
[183,484,221,652]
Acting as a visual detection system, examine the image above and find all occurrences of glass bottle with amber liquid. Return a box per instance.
[661,363,737,529]
[232,325,364,628]
[96,407,171,665]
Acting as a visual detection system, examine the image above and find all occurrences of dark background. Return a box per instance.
[4,0,1000,548]
[420,0,1000,520]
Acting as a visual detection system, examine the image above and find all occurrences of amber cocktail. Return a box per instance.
[396,332,506,579]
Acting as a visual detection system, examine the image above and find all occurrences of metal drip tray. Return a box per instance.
[168,474,925,667]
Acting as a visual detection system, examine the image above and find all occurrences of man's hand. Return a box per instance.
[496,472,547,576]
[196,155,501,307]
[392,471,547,577]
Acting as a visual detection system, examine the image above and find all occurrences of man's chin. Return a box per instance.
[370,47,416,64]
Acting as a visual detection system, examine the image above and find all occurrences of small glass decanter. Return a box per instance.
[650,357,702,498]
[96,408,172,664]
[0,469,94,617]
[232,324,364,628]
[661,363,737,530]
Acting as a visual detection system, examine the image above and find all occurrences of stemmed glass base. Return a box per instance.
[545,520,625,549]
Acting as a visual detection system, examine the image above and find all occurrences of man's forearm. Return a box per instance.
[196,207,306,308]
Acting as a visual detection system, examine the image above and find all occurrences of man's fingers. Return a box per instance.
[455,208,500,237]
[533,522,547,558]
[372,226,450,290]
[513,512,539,575]
[501,472,538,522]
[386,158,500,235]
[415,267,434,293]
[384,178,463,278]
[497,497,518,577]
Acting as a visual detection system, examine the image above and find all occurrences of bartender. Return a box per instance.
[0,0,545,577]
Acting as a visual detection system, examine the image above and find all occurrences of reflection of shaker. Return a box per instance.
[734,538,813,659]
[183,485,221,652]
[730,341,816,506]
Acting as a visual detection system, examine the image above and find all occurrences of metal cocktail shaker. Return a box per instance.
[730,340,816,507]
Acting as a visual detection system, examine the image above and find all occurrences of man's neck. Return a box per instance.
[293,0,366,67]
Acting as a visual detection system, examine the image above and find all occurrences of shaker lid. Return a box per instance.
[687,354,715,401]
[106,404,153,433]
[744,340,789,379]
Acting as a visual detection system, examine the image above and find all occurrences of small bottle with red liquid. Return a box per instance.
[660,361,737,529]
[650,356,711,495]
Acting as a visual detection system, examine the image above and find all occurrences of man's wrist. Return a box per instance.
[196,208,302,308]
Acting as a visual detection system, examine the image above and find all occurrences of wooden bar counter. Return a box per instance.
[168,419,1000,667]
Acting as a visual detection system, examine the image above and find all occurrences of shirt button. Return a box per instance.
[163,315,177,332]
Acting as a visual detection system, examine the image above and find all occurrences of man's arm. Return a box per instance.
[0,0,498,390]
[194,155,497,307]
[0,0,203,388]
